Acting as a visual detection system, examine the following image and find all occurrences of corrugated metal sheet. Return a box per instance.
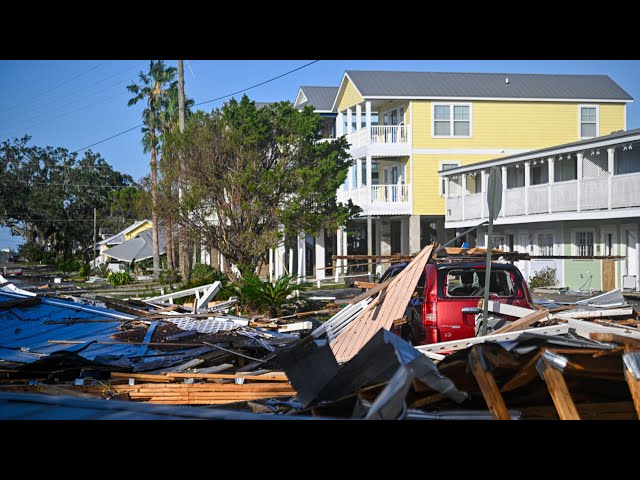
[345,71,633,100]
[0,291,206,369]
[297,86,339,110]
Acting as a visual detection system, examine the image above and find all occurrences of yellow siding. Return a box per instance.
[125,221,152,240]
[412,154,501,215]
[600,104,626,136]
[411,100,626,150]
[336,77,364,111]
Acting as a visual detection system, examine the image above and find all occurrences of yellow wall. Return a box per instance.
[125,221,152,240]
[411,101,625,150]
[336,77,364,111]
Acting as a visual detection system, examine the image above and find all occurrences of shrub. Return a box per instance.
[529,266,557,289]
[56,258,82,273]
[106,271,135,286]
[192,263,214,278]
[173,267,235,306]
[78,263,91,277]
[235,273,309,317]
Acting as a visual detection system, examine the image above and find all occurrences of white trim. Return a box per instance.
[438,133,640,176]
[312,110,334,113]
[417,148,529,156]
[363,95,632,103]
[579,104,600,140]
[571,227,596,257]
[294,89,308,107]
[439,160,461,196]
[330,72,365,112]
[444,206,640,228]
[432,102,472,138]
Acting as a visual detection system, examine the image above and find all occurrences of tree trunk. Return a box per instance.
[150,130,161,279]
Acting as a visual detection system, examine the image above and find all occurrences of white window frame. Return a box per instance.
[579,104,599,140]
[440,160,461,197]
[572,228,596,257]
[432,102,473,138]
[535,230,555,256]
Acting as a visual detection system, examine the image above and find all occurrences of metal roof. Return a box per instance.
[296,86,339,111]
[103,229,166,262]
[97,219,151,246]
[344,70,632,101]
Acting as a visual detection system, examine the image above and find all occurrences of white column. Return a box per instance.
[501,166,507,217]
[366,156,372,204]
[346,108,353,134]
[409,215,420,255]
[461,174,467,221]
[335,229,342,283]
[342,228,348,276]
[337,111,344,137]
[356,158,362,190]
[297,233,306,283]
[480,169,487,219]
[356,104,362,130]
[548,157,555,214]
[576,152,583,212]
[524,161,531,215]
[269,248,273,282]
[365,101,372,143]
[607,147,615,210]
[315,229,325,281]
[367,216,373,276]
[289,247,294,279]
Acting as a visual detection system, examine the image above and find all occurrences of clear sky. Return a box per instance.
[1,59,640,250]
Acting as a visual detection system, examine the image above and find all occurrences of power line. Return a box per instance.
[0,179,137,189]
[71,60,321,154]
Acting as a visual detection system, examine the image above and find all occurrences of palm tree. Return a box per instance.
[127,60,177,279]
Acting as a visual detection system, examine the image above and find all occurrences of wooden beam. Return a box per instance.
[538,358,580,420]
[590,332,640,348]
[566,308,634,319]
[0,296,40,310]
[492,308,549,334]
[468,346,511,420]
[624,369,640,419]
[347,278,393,305]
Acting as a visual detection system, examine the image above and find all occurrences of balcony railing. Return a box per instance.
[371,184,410,203]
[445,171,640,223]
[347,125,410,149]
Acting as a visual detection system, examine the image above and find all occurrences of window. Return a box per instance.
[506,164,525,189]
[605,233,614,256]
[361,161,367,186]
[537,233,554,256]
[466,172,481,194]
[444,269,516,298]
[351,164,357,188]
[492,235,506,251]
[433,104,471,137]
[531,161,549,185]
[554,156,577,182]
[580,105,598,139]
[576,231,594,256]
[440,162,460,196]
[615,143,640,175]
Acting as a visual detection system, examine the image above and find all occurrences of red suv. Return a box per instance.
[389,261,532,345]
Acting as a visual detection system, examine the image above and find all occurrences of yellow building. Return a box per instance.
[327,70,630,268]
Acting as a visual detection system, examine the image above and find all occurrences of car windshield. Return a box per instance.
[444,269,516,297]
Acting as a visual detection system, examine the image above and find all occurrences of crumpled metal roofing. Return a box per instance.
[0,291,208,370]
[103,229,167,262]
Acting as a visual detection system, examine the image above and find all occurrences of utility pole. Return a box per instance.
[177,60,191,282]
[93,207,97,268]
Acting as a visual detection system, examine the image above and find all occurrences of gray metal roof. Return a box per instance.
[344,71,632,101]
[103,229,166,262]
[439,127,640,175]
[296,86,339,111]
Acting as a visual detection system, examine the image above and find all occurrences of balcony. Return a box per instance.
[337,183,411,216]
[346,125,411,157]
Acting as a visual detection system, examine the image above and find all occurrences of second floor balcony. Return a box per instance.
[346,125,411,157]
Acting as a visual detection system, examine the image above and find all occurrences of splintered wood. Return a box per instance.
[330,244,434,363]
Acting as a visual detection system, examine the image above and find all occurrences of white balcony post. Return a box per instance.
[356,104,362,131]
[461,174,467,221]
[576,152,583,212]
[337,111,344,137]
[524,161,531,215]
[315,229,325,282]
[269,248,273,282]
[481,169,487,219]
[366,155,372,204]
[346,108,353,135]
[501,166,507,217]
[335,229,341,282]
[548,157,554,214]
[365,101,372,143]
[608,147,615,210]
[342,228,348,276]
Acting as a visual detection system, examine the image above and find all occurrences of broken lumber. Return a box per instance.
[589,332,640,348]
[537,352,580,420]
[623,352,640,419]
[481,300,536,318]
[564,308,633,319]
[468,346,511,420]
[492,308,549,334]
[347,278,393,305]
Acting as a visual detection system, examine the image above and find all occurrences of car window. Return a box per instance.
[443,269,516,298]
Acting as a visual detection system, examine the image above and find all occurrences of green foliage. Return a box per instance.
[192,263,214,278]
[529,266,558,289]
[236,273,309,317]
[173,267,236,306]
[163,96,359,279]
[106,271,135,287]
[18,242,55,263]
[56,258,81,273]
[78,263,91,277]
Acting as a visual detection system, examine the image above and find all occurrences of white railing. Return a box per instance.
[580,178,608,211]
[528,184,549,214]
[464,193,483,220]
[371,184,410,203]
[347,128,368,148]
[612,172,640,209]
[447,197,463,221]
[370,125,409,144]
[505,188,526,216]
[550,181,577,212]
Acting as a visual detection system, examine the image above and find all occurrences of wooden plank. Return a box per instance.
[482,300,536,318]
[492,308,549,334]
[354,281,377,289]
[111,372,172,382]
[0,296,40,310]
[347,278,393,305]
[540,359,580,420]
[163,372,288,381]
[565,308,634,319]
[624,368,640,419]
[468,346,511,420]
[589,332,640,348]
[602,259,616,291]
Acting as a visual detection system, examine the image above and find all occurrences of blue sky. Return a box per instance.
[1,59,640,250]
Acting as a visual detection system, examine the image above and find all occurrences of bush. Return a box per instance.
[56,258,82,273]
[192,263,214,278]
[78,263,91,277]
[106,271,135,286]
[529,266,558,289]
[173,267,235,306]
[236,273,309,317]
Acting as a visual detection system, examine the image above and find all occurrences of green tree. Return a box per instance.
[127,60,177,279]
[163,96,359,280]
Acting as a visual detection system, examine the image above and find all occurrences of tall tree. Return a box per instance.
[163,96,359,280]
[127,60,176,278]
